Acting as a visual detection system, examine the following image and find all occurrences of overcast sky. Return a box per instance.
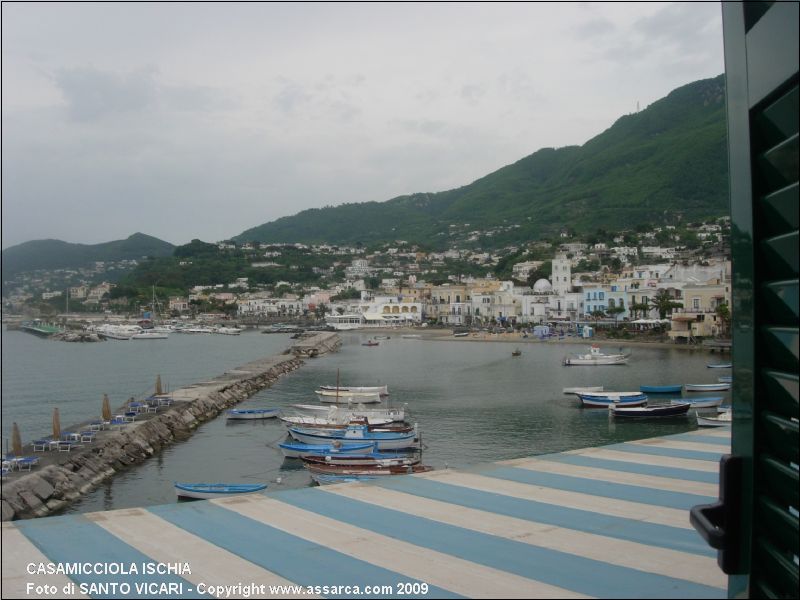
[1,2,724,249]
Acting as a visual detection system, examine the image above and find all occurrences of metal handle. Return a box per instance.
[690,454,743,574]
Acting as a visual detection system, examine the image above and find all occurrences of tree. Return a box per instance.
[607,305,626,325]
[651,289,683,319]
[629,300,651,319]
[715,302,731,337]
[589,309,606,326]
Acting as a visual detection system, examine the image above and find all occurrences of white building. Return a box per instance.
[551,254,572,295]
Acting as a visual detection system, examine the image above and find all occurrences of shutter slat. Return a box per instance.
[760,327,800,373]
[761,183,798,236]
[761,370,800,419]
[760,455,800,509]
[760,412,800,464]
[762,280,799,324]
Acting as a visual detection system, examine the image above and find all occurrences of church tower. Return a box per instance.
[551,253,571,295]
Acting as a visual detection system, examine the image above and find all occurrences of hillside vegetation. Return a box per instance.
[236,74,728,248]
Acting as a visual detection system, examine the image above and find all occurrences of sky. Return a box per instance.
[1,2,724,249]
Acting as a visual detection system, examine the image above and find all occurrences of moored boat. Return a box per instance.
[131,330,169,340]
[696,410,732,427]
[278,441,377,459]
[611,402,691,418]
[718,375,732,383]
[318,384,389,396]
[672,396,723,409]
[304,461,433,480]
[301,454,420,468]
[577,392,648,408]
[317,391,382,404]
[279,415,395,428]
[706,363,732,369]
[685,383,731,392]
[511,349,522,357]
[362,341,379,347]
[639,384,683,394]
[563,345,630,366]
[225,408,280,420]
[563,386,604,395]
[288,423,418,450]
[174,482,267,499]
[290,403,405,422]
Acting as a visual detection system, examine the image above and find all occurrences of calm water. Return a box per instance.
[1,329,728,514]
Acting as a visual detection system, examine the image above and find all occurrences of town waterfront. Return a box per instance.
[1,328,728,514]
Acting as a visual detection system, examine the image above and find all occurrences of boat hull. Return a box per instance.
[278,442,376,458]
[174,483,267,499]
[288,426,417,450]
[685,383,731,392]
[562,386,604,395]
[673,396,723,409]
[696,412,732,427]
[291,404,404,422]
[611,403,691,418]
[578,393,648,408]
[225,408,280,420]
[639,385,683,394]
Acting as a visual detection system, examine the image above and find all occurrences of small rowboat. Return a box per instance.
[706,363,732,369]
[718,375,732,383]
[174,482,267,500]
[639,384,683,394]
[611,402,691,418]
[302,455,420,468]
[672,396,723,409]
[225,408,280,420]
[318,385,389,396]
[290,404,405,422]
[304,462,433,480]
[563,386,604,395]
[696,411,732,427]
[563,345,630,366]
[512,349,522,357]
[362,341,379,347]
[278,441,376,459]
[279,415,395,428]
[577,392,648,408]
[685,383,731,392]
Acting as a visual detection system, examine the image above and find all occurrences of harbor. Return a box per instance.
[2,427,730,598]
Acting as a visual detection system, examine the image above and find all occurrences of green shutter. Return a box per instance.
[723,2,799,597]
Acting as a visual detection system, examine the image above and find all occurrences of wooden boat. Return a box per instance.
[611,402,691,418]
[302,455,420,468]
[706,363,732,369]
[304,461,433,479]
[696,410,732,427]
[577,392,648,408]
[511,349,522,357]
[318,384,389,396]
[278,441,376,459]
[685,383,731,392]
[362,341,379,347]
[639,384,683,394]
[174,482,267,499]
[288,424,418,450]
[563,386,604,395]
[290,403,405,422]
[672,396,723,409]
[563,345,630,366]
[225,408,280,420]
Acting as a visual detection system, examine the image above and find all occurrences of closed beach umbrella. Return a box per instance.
[52,408,61,440]
[12,422,23,457]
[155,374,163,396]
[102,394,112,421]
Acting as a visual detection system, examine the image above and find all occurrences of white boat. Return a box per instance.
[174,482,267,499]
[291,404,405,422]
[214,326,243,335]
[317,391,382,404]
[96,324,141,340]
[225,408,280,420]
[563,386,604,395]
[180,326,214,334]
[280,415,394,427]
[577,391,648,408]
[685,383,731,392]
[288,424,418,450]
[672,396,723,409]
[131,330,169,340]
[278,441,377,459]
[401,334,422,339]
[696,410,732,427]
[563,345,630,366]
[318,384,389,396]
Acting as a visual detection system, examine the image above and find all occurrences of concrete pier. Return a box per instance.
[1,427,729,598]
[0,332,341,522]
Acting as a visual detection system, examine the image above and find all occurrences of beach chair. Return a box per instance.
[33,439,50,452]
[16,457,39,471]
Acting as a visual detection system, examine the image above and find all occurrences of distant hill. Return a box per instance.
[236,74,728,248]
[1,233,175,281]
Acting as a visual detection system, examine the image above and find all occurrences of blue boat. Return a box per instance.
[639,384,683,394]
[279,441,377,458]
[225,408,280,420]
[577,392,648,408]
[174,482,267,499]
[288,424,418,450]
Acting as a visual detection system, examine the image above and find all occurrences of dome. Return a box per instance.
[533,278,552,293]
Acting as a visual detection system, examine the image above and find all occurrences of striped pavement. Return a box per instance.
[1,428,730,599]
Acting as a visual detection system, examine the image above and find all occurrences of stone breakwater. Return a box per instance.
[0,332,341,521]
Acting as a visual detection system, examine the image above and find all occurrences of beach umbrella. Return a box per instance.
[11,422,23,457]
[155,374,163,396]
[52,408,61,440]
[102,394,112,421]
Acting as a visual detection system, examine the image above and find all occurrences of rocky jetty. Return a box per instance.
[1,332,340,521]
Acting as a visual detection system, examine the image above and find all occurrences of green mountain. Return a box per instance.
[1,233,175,281]
[236,74,728,248]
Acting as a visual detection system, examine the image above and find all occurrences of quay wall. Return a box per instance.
[0,332,341,522]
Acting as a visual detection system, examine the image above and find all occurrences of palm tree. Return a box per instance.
[651,289,683,320]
